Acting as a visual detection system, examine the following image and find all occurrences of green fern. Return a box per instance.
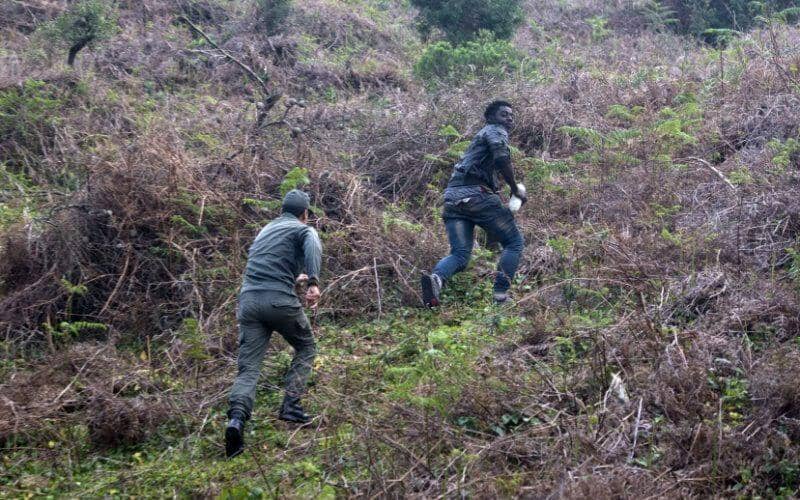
[558,126,603,148]
[243,197,281,212]
[437,125,462,141]
[702,28,741,46]
[640,1,678,32]
[776,7,800,23]
[44,320,107,341]
[279,167,310,196]
[170,215,205,235]
[445,140,473,159]
[767,138,800,169]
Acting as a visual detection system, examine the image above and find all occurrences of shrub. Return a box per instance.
[652,0,800,40]
[414,32,531,86]
[0,80,65,168]
[0,166,38,230]
[255,0,293,34]
[42,0,118,66]
[410,0,524,43]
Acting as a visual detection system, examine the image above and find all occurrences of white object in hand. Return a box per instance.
[509,183,526,212]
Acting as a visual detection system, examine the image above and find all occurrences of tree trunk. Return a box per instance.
[67,37,91,66]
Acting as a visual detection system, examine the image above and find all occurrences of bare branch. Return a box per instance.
[178,15,281,113]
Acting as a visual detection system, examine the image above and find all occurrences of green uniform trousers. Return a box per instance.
[228,290,316,420]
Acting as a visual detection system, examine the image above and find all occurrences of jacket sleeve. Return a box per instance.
[486,126,519,193]
[303,227,323,287]
[485,126,511,162]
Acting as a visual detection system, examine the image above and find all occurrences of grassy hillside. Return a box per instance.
[2,0,800,497]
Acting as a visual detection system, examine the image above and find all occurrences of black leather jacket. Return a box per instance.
[447,123,510,193]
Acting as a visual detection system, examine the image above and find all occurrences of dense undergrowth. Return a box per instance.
[2,0,800,497]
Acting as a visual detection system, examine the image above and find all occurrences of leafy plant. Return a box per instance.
[786,246,800,289]
[414,32,532,86]
[767,138,800,170]
[559,124,643,168]
[547,236,574,259]
[170,214,206,236]
[41,0,119,66]
[491,412,537,436]
[242,197,281,213]
[0,165,38,230]
[176,318,210,361]
[606,104,644,123]
[708,369,750,423]
[586,16,611,41]
[382,204,423,233]
[280,166,311,196]
[0,80,65,168]
[383,321,482,413]
[553,334,590,367]
[60,277,88,320]
[728,167,753,185]
[410,0,524,43]
[437,124,462,141]
[519,157,570,186]
[42,321,108,351]
[646,98,702,161]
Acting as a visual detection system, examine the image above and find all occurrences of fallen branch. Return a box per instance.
[373,257,382,318]
[98,244,133,317]
[52,346,107,405]
[684,157,736,191]
[178,15,281,114]
[629,396,643,462]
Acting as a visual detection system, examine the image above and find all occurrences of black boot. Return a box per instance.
[420,273,442,308]
[225,415,245,458]
[279,395,311,424]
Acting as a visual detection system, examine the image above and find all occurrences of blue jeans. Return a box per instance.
[432,189,524,293]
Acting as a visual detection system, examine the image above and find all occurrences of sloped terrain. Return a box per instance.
[2,0,800,497]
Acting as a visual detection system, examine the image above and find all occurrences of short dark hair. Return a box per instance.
[484,99,512,121]
[282,205,307,217]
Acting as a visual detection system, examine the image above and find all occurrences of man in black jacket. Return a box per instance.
[422,100,526,306]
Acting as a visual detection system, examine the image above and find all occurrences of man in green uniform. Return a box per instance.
[225,189,322,458]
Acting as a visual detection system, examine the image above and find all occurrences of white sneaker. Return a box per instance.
[492,291,509,304]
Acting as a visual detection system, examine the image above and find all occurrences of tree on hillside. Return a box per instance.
[43,0,118,66]
[410,0,525,43]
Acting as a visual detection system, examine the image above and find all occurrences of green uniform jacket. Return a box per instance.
[240,213,322,297]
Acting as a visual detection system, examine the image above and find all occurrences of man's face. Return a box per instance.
[494,106,514,130]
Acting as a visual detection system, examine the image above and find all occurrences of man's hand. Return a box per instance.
[305,285,321,309]
[294,274,309,295]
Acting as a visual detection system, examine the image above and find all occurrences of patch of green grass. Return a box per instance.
[3,300,525,497]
